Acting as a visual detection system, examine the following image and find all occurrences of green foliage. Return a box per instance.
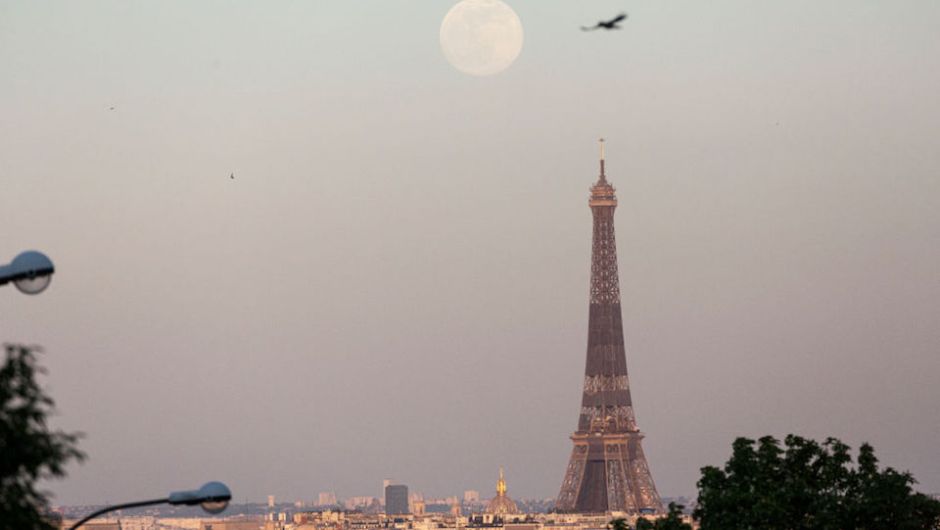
[635,503,692,530]
[694,435,940,530]
[0,344,85,530]
[609,517,630,530]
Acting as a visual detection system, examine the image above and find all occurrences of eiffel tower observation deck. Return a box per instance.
[555,140,664,514]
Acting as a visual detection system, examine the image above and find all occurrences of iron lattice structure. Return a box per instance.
[555,141,664,514]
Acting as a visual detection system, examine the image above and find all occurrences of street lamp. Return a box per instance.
[0,250,55,295]
[67,481,232,529]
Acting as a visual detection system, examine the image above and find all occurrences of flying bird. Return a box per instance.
[582,13,628,31]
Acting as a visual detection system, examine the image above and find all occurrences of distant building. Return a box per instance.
[485,468,519,515]
[385,485,409,515]
[200,517,263,530]
[383,479,392,501]
[464,490,480,503]
[345,496,376,510]
[268,495,276,508]
[62,522,120,530]
[318,492,338,506]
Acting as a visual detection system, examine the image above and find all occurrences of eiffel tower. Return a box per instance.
[555,140,664,514]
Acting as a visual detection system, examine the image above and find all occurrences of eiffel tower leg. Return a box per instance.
[605,441,639,513]
[626,438,664,512]
[556,443,588,512]
[605,445,625,512]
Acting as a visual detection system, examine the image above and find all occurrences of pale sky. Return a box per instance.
[2,0,939,505]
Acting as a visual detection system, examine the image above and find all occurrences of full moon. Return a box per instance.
[440,0,524,77]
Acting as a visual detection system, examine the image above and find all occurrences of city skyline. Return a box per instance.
[3,0,939,507]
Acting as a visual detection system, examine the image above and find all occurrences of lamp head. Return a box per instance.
[0,251,55,295]
[168,481,232,514]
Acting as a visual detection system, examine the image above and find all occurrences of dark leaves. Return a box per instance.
[694,435,940,530]
[1,344,85,530]
[632,503,692,530]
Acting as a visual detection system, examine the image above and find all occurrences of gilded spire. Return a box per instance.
[496,467,507,496]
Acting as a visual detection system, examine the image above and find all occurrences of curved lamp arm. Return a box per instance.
[67,498,168,530]
[68,482,231,529]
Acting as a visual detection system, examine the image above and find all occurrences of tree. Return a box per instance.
[635,502,692,530]
[609,517,630,530]
[694,435,940,530]
[0,344,85,530]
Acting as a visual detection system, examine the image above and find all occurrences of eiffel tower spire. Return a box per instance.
[555,141,663,514]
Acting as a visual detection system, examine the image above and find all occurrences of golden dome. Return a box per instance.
[485,467,519,515]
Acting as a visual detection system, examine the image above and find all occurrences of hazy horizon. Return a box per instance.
[2,0,939,506]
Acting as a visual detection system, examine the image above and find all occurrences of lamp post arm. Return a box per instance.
[67,498,169,530]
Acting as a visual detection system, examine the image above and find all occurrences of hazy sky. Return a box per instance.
[2,0,939,506]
